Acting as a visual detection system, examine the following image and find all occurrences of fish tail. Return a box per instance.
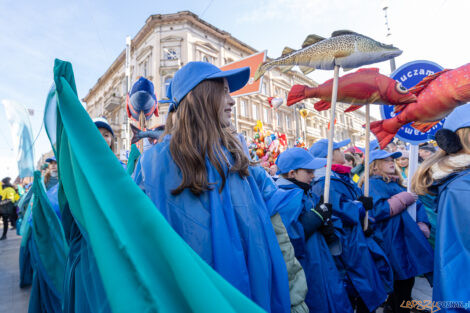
[314,100,331,111]
[287,85,308,106]
[370,118,402,149]
[130,124,141,145]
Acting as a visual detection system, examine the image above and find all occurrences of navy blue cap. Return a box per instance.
[45,156,56,163]
[169,62,250,110]
[443,102,470,132]
[93,117,114,137]
[369,149,402,164]
[309,138,351,158]
[276,147,327,174]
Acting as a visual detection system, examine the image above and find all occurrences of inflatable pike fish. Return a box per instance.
[371,63,470,148]
[253,30,402,81]
[126,77,158,121]
[287,68,417,111]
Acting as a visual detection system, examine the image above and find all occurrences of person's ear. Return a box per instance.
[287,170,296,179]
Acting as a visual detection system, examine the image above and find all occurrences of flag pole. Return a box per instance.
[323,65,340,203]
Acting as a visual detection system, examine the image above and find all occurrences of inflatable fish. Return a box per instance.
[287,68,416,111]
[254,30,402,81]
[371,63,470,148]
[130,124,164,145]
[126,77,158,121]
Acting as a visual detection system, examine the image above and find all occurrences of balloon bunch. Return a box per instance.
[294,137,307,149]
[247,120,288,168]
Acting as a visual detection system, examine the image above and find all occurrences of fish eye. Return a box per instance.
[395,82,408,94]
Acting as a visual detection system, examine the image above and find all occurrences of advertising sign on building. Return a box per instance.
[221,50,266,97]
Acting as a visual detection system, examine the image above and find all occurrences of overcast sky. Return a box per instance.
[1,0,469,178]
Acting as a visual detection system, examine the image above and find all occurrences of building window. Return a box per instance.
[202,55,210,63]
[240,100,247,116]
[286,114,291,129]
[261,82,267,95]
[277,112,282,128]
[121,78,128,95]
[263,107,269,123]
[163,76,172,98]
[252,103,258,120]
[165,48,178,60]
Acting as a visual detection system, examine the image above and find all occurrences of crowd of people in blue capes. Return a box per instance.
[7,61,470,313]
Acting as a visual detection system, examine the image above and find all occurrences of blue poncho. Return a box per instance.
[134,137,292,313]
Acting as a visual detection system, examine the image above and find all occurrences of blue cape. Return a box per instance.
[368,176,434,281]
[433,168,470,304]
[133,136,292,313]
[312,172,391,311]
[276,177,353,313]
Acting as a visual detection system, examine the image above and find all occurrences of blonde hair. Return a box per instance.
[358,159,404,188]
[412,127,470,195]
[395,158,409,178]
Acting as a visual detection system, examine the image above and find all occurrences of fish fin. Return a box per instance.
[331,30,360,37]
[370,120,398,149]
[334,51,351,58]
[280,66,294,73]
[314,100,331,111]
[408,69,451,95]
[454,83,470,102]
[281,46,296,56]
[299,66,315,75]
[302,34,325,48]
[411,121,440,133]
[357,68,380,73]
[130,124,141,145]
[126,98,132,119]
[393,104,407,113]
[344,105,362,112]
[287,85,307,106]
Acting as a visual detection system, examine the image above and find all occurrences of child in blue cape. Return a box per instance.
[364,149,433,313]
[412,103,470,309]
[311,139,392,313]
[275,147,353,313]
[61,118,118,313]
[133,62,293,313]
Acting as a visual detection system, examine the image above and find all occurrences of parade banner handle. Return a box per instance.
[407,144,418,221]
[139,111,145,153]
[363,104,370,230]
[324,65,340,203]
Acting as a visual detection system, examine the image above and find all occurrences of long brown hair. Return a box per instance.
[412,127,470,195]
[358,159,404,188]
[168,79,250,195]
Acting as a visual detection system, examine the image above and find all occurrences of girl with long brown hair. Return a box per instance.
[133,62,292,313]
[361,149,434,313]
[412,103,470,307]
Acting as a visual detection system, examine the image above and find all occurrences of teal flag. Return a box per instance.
[126,144,141,176]
[46,59,265,313]
[30,170,69,294]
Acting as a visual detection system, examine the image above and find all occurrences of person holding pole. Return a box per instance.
[310,139,391,312]
[275,147,353,313]
[412,103,470,309]
[310,139,391,313]
[362,149,433,313]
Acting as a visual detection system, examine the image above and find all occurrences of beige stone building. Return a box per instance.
[83,11,371,157]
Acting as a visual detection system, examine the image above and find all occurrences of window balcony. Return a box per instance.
[104,95,122,112]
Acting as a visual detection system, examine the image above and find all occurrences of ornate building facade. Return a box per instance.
[83,11,372,157]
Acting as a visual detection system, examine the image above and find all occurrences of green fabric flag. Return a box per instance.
[126,144,141,176]
[47,59,265,313]
[30,170,69,294]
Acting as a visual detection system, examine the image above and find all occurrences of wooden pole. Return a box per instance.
[363,104,371,230]
[139,111,145,153]
[323,65,340,203]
